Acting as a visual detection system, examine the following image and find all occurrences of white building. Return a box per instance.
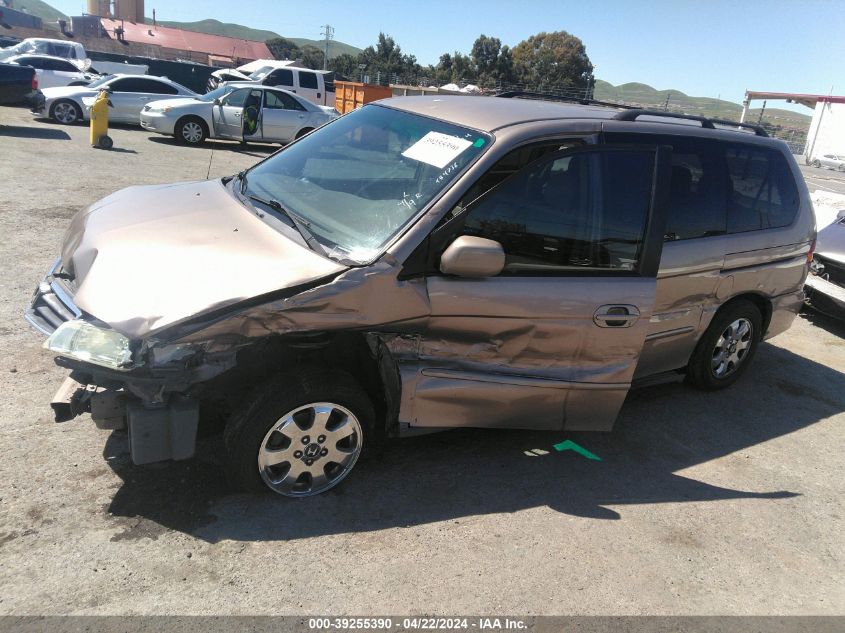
[804,97,845,165]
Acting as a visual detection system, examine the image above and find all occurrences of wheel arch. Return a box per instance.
[175,114,209,139]
[714,292,773,335]
[200,331,400,440]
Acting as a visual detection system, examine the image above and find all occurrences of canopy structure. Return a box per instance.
[741,91,845,122]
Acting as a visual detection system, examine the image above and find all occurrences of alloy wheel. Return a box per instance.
[257,402,363,497]
[711,317,753,378]
[53,102,78,124]
[181,121,204,144]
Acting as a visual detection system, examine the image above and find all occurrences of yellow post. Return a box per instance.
[89,89,113,150]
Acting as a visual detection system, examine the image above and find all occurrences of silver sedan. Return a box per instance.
[140,83,338,145]
[32,74,197,125]
[812,154,845,172]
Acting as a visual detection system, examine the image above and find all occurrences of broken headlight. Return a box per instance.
[45,320,134,370]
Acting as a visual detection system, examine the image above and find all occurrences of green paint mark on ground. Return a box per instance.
[473,138,486,148]
[553,439,602,461]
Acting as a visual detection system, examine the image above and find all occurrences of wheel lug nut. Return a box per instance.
[318,435,326,443]
[293,450,303,458]
[305,459,313,466]
[302,436,310,445]
[321,448,328,456]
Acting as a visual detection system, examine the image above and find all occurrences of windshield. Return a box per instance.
[241,105,491,264]
[87,75,115,88]
[198,85,237,102]
[248,66,274,80]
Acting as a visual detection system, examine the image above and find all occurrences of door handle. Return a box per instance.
[234,112,240,118]
[593,305,640,328]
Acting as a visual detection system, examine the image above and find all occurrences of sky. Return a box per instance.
[45,0,845,110]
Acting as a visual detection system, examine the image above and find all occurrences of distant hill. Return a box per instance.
[12,0,68,24]
[143,18,362,59]
[594,80,811,130]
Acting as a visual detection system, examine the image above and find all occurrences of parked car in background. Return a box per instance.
[811,154,845,172]
[0,38,86,62]
[0,61,36,105]
[806,211,845,317]
[140,83,337,145]
[6,55,94,89]
[207,59,301,90]
[32,74,197,125]
[213,65,336,108]
[26,96,813,498]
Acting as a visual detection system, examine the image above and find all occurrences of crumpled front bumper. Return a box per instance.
[804,274,845,316]
[25,258,80,335]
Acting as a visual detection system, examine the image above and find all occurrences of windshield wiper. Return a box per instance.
[247,194,328,258]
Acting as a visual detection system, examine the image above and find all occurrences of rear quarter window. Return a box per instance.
[726,146,799,233]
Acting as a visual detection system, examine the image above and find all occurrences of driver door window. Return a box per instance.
[460,148,656,274]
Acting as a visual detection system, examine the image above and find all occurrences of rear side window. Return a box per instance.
[665,139,727,240]
[298,71,318,89]
[264,90,306,111]
[462,148,655,273]
[266,69,293,87]
[726,146,799,233]
[16,56,45,69]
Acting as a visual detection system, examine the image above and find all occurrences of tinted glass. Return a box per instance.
[726,146,799,233]
[52,59,79,72]
[462,149,655,273]
[298,71,318,89]
[264,90,305,111]
[665,139,727,240]
[15,56,44,68]
[266,69,293,87]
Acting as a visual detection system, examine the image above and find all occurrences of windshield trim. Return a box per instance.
[235,103,494,266]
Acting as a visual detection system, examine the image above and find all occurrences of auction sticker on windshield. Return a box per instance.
[402,131,473,168]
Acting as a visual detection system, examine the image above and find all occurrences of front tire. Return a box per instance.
[224,369,375,497]
[51,99,82,125]
[812,159,821,168]
[686,299,762,391]
[295,127,314,140]
[176,116,207,145]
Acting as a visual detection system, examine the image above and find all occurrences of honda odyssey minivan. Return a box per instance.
[26,94,815,497]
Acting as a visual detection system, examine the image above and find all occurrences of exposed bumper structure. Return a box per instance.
[25,258,80,335]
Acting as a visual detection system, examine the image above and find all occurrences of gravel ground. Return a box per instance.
[0,105,843,616]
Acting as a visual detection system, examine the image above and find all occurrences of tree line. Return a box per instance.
[266,31,595,94]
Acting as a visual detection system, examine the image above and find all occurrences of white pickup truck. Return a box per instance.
[209,60,336,108]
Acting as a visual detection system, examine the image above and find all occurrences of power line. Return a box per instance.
[320,24,334,70]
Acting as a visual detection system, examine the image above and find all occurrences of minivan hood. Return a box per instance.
[61,179,344,339]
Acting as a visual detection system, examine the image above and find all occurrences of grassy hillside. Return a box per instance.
[594,80,810,130]
[143,18,362,58]
[12,0,68,24]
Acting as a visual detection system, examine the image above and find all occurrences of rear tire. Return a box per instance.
[295,127,314,140]
[176,116,207,145]
[51,99,82,125]
[224,369,376,497]
[812,159,821,168]
[686,299,762,391]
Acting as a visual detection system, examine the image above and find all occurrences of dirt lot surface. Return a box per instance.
[0,105,843,616]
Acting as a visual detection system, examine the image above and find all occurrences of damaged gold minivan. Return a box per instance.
[26,95,815,497]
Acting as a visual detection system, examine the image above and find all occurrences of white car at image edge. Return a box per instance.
[140,83,338,145]
[32,74,197,125]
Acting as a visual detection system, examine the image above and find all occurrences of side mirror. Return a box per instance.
[213,97,221,105]
[440,236,505,278]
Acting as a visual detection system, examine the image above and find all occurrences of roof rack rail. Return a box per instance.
[612,109,769,137]
[495,90,633,110]
[708,118,769,137]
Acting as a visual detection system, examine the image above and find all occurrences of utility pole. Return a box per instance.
[663,92,672,111]
[757,99,767,125]
[320,24,334,70]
